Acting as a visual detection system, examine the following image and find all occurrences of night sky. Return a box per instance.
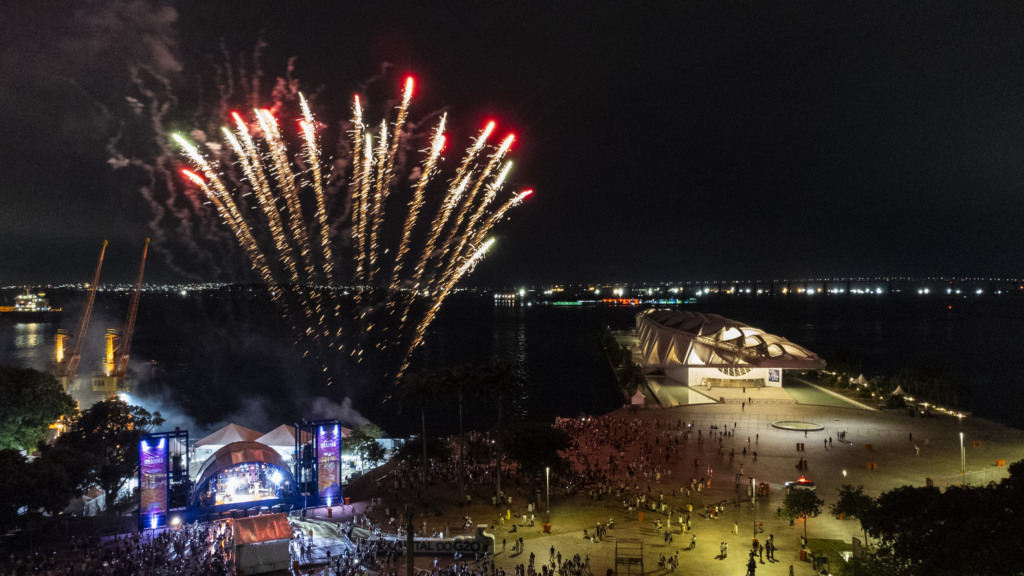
[2,1,1024,287]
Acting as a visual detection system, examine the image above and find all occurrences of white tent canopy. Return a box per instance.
[194,423,263,463]
[196,423,262,447]
[892,385,906,396]
[855,374,870,386]
[631,390,646,405]
[256,425,309,462]
[256,424,308,447]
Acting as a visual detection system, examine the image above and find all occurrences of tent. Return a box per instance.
[855,374,870,387]
[194,423,262,462]
[255,424,310,462]
[196,423,263,447]
[631,390,646,405]
[81,487,105,516]
[232,513,292,574]
[891,385,906,396]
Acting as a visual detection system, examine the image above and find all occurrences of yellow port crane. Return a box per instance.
[116,238,149,378]
[55,240,108,392]
[93,239,150,396]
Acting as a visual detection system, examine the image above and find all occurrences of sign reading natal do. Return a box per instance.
[411,526,495,555]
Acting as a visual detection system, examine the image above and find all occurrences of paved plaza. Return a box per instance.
[313,382,1024,575]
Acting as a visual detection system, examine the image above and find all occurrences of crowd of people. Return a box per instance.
[4,408,789,575]
[3,522,233,576]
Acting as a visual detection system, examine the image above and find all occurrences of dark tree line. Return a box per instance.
[394,360,569,504]
[833,462,1024,576]
[0,366,163,531]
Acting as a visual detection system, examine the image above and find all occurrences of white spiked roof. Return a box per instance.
[256,424,311,447]
[195,423,262,447]
[635,309,825,370]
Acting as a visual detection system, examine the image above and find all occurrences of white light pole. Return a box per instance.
[751,477,756,537]
[959,432,966,485]
[545,467,551,523]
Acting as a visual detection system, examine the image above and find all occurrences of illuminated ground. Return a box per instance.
[305,384,1024,575]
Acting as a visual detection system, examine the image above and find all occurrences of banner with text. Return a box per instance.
[139,437,168,528]
[317,424,341,504]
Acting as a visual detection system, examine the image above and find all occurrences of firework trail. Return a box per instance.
[397,238,496,378]
[415,189,532,359]
[175,78,531,384]
[437,135,515,285]
[367,78,414,286]
[408,122,495,287]
[224,115,299,283]
[300,94,335,285]
[388,113,446,295]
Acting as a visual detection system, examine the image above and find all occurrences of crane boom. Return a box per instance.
[115,238,149,378]
[64,240,107,380]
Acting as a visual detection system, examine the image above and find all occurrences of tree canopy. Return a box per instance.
[0,365,77,451]
[346,422,387,468]
[50,397,164,515]
[782,488,824,540]
[831,484,875,545]
[840,461,1024,576]
[503,422,569,475]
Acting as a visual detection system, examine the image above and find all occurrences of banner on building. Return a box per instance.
[317,424,341,505]
[139,437,168,528]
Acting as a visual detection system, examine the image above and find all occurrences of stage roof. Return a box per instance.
[191,441,294,507]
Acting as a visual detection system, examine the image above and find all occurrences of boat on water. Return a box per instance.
[0,290,62,323]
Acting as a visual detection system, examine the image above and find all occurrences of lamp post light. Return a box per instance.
[545,467,551,523]
[960,432,966,485]
[751,477,756,537]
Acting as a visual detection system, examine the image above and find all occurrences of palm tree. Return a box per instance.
[483,360,524,509]
[620,358,646,396]
[397,370,437,491]
[434,364,480,505]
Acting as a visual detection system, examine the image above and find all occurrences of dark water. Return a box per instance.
[2,290,1023,435]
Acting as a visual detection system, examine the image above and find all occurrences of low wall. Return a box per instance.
[409,525,495,555]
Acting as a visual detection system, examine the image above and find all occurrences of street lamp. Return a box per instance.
[960,432,966,485]
[545,466,551,523]
[751,477,756,537]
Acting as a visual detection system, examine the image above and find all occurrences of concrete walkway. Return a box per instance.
[341,385,1024,576]
[480,399,1024,575]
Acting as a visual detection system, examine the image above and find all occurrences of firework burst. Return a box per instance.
[175,77,530,386]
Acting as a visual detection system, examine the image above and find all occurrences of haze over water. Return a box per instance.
[2,289,1022,435]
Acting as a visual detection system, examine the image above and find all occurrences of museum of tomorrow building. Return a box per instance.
[635,309,825,388]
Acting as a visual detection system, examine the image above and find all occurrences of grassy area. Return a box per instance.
[807,538,852,574]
